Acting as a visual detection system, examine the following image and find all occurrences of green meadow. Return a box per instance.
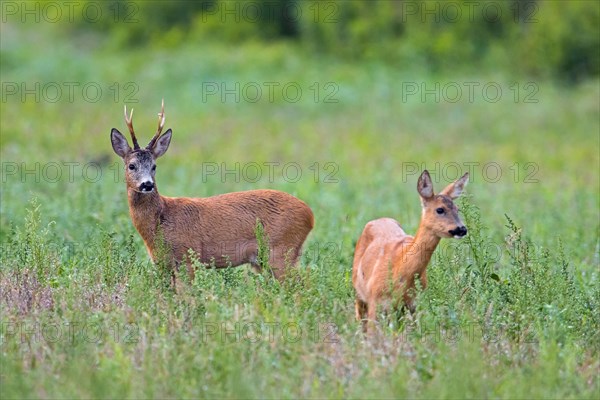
[1,2,599,398]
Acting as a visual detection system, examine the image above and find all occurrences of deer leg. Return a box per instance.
[267,246,300,281]
[244,245,261,274]
[402,290,417,315]
[355,299,368,332]
[247,249,282,279]
[355,298,367,320]
[269,251,287,281]
[364,301,379,334]
[170,269,177,288]
[250,263,263,274]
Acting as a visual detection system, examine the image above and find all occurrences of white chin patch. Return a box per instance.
[454,234,466,239]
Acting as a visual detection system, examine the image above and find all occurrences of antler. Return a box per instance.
[147,99,166,149]
[124,105,140,150]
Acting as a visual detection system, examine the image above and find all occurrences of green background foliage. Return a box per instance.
[67,0,600,80]
[1,0,598,398]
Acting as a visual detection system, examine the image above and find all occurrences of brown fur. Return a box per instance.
[352,170,469,332]
[111,103,314,282]
[127,186,314,279]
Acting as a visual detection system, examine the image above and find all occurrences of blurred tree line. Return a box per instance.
[72,0,598,81]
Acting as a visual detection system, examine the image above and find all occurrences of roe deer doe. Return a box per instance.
[352,170,468,331]
[110,101,314,281]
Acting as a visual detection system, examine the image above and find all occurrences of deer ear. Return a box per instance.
[440,173,469,199]
[151,129,172,158]
[417,170,434,200]
[111,128,131,158]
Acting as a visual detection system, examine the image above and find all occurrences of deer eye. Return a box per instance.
[128,163,136,171]
[436,207,445,214]
[152,165,156,171]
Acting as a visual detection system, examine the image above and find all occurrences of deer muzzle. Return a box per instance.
[139,181,155,192]
[449,226,467,238]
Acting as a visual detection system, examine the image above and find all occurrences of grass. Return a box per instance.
[1,22,599,398]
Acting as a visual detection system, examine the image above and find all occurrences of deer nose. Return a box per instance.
[139,181,154,192]
[449,226,467,237]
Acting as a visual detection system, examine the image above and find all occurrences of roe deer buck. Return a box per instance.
[110,101,314,281]
[352,170,469,331]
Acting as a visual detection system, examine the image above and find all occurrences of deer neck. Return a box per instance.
[399,222,441,278]
[127,187,164,246]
